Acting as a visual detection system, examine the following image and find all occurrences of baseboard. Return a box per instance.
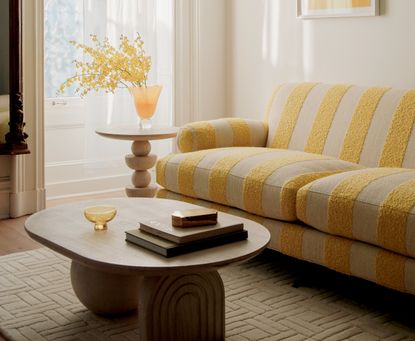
[9,187,46,218]
[46,174,131,199]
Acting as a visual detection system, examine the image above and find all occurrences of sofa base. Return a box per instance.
[157,189,415,296]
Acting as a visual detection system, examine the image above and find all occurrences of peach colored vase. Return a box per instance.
[129,85,162,129]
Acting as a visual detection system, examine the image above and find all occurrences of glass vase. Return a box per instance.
[129,85,162,129]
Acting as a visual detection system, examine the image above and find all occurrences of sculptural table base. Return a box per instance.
[125,140,158,198]
[70,261,225,340]
[95,126,178,198]
[139,271,225,341]
[70,261,140,316]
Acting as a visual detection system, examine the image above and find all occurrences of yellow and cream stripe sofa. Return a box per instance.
[156,83,415,295]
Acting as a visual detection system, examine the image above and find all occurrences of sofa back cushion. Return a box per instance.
[265,83,415,169]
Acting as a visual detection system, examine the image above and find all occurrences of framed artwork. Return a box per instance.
[297,0,379,19]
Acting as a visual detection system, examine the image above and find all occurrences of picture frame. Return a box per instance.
[297,0,379,19]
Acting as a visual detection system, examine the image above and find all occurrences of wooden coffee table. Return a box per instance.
[25,198,270,341]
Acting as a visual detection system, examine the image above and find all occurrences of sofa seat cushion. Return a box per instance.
[158,189,415,295]
[156,147,361,221]
[297,168,415,257]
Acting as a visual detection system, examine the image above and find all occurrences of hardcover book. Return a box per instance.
[125,229,248,257]
[171,208,218,227]
[139,214,244,244]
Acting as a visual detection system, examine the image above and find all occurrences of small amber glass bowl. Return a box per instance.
[84,205,117,231]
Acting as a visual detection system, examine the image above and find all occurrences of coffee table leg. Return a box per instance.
[139,271,225,341]
[70,261,140,316]
[125,140,158,197]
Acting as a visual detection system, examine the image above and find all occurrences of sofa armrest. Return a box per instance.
[177,117,268,153]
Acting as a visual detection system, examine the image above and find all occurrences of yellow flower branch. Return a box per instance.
[59,34,151,97]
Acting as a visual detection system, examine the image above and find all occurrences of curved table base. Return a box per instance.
[70,262,225,340]
[139,271,225,341]
[70,261,140,316]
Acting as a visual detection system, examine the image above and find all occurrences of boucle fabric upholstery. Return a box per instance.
[157,189,415,295]
[156,82,415,295]
[177,117,267,153]
[176,83,415,167]
[266,83,415,168]
[156,147,361,221]
[297,168,415,258]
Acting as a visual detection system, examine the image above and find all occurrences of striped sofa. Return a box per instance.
[156,83,415,295]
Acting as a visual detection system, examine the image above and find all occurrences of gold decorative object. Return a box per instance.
[129,85,162,129]
[84,205,117,231]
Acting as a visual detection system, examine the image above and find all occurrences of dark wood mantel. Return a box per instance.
[0,0,29,155]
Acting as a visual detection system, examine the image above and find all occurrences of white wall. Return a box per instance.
[174,0,227,124]
[198,0,227,121]
[227,0,415,119]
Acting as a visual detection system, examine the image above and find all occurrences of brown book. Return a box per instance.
[126,229,248,257]
[172,208,218,227]
[139,213,244,244]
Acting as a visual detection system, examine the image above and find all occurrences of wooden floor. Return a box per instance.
[0,190,126,257]
[0,190,126,340]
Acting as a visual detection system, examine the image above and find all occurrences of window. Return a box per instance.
[44,0,173,198]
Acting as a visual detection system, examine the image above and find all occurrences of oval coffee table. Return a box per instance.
[25,198,270,341]
[95,126,178,197]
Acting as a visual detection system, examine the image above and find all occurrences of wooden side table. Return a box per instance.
[96,126,178,197]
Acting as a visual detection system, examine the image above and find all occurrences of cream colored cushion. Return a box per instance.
[265,83,415,168]
[157,147,361,221]
[297,168,415,257]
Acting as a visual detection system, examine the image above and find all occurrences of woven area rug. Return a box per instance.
[1,249,415,341]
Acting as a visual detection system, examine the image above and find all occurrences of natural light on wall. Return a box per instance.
[44,0,173,198]
[261,0,280,68]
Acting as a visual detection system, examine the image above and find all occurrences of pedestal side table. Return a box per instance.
[96,125,178,197]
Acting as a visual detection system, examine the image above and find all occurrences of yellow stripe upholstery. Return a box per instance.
[265,83,415,168]
[242,153,330,219]
[379,90,415,167]
[177,149,218,197]
[378,179,415,256]
[270,83,318,149]
[305,84,351,154]
[339,87,389,163]
[156,147,361,221]
[297,168,415,257]
[176,118,268,153]
[156,189,415,296]
[263,84,283,123]
[155,153,175,188]
[208,149,271,204]
[327,168,404,238]
[156,81,415,297]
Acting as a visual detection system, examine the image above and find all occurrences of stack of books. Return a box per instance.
[125,211,247,257]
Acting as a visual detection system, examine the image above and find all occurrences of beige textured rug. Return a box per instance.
[1,248,415,341]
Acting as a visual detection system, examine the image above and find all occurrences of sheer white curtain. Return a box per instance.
[83,0,162,161]
[44,0,172,197]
